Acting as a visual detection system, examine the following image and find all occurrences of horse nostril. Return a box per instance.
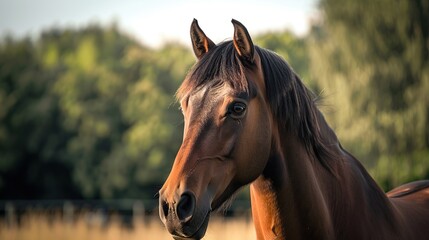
[159,197,170,221]
[176,192,196,223]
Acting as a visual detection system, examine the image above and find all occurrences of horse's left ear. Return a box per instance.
[190,19,216,60]
[232,19,255,63]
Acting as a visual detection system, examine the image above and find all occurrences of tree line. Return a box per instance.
[0,0,428,201]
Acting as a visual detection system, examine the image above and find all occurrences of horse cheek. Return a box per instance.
[235,101,272,184]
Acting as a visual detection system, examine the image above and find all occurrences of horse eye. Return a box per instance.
[228,102,247,118]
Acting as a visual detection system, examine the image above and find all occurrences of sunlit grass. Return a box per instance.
[0,212,256,240]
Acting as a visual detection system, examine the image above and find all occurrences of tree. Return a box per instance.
[0,24,195,199]
[309,0,429,190]
[0,36,79,198]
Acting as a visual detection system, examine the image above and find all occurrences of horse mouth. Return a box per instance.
[211,183,240,212]
[172,212,210,240]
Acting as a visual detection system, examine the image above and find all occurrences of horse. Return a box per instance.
[158,19,429,240]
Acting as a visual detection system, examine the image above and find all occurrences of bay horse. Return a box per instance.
[158,19,429,240]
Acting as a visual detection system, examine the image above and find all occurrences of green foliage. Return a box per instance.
[1,0,428,200]
[309,0,429,190]
[0,24,194,199]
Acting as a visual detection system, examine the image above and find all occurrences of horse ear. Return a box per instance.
[232,19,255,63]
[190,19,216,60]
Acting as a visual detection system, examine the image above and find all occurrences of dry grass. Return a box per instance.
[0,212,256,240]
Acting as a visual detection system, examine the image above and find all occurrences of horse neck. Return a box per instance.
[250,109,396,240]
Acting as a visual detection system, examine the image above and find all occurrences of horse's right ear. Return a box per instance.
[232,19,254,64]
[190,19,215,60]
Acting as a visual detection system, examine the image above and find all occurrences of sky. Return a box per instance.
[0,0,318,48]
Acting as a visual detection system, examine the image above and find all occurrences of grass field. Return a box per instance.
[0,212,256,240]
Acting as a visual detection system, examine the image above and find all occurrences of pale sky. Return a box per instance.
[0,0,319,48]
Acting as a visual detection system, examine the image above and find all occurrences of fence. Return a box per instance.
[0,199,251,227]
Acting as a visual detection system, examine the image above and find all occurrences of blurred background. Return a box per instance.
[0,0,428,239]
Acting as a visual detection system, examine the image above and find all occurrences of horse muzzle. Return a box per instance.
[159,190,211,239]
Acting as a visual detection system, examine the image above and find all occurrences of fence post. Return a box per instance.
[5,202,16,227]
[63,201,74,224]
[133,200,145,225]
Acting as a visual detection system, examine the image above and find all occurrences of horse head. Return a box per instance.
[158,19,273,239]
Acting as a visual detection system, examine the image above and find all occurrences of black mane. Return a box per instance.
[178,41,252,99]
[179,41,337,172]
